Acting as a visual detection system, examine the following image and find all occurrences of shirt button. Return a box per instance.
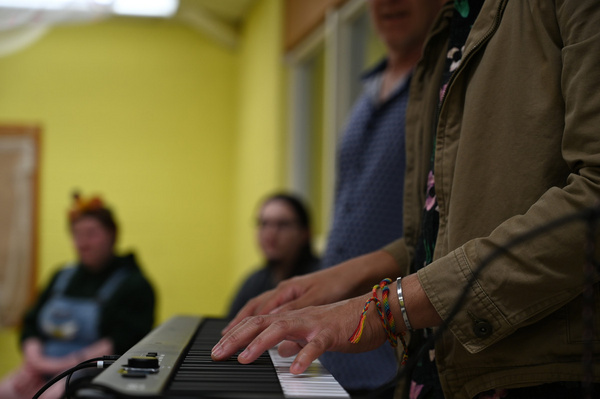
[473,321,493,338]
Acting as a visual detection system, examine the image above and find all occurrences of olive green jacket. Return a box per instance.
[385,1,600,397]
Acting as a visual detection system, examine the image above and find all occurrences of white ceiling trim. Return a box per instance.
[175,2,238,49]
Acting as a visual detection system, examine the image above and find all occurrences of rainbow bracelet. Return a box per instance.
[349,278,408,364]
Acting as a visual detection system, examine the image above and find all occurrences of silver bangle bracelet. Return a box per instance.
[396,276,413,331]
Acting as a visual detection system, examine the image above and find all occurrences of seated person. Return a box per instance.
[0,193,155,399]
[228,193,319,319]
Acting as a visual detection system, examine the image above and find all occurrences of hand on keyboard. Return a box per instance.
[223,269,346,336]
[223,250,400,336]
[212,293,388,375]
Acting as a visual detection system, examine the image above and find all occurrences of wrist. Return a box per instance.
[396,276,413,331]
[349,278,409,363]
[347,250,400,296]
[400,273,443,330]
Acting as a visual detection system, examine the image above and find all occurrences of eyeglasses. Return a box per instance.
[257,219,300,231]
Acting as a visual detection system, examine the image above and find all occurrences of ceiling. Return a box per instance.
[0,0,257,57]
[176,0,257,48]
[184,0,256,24]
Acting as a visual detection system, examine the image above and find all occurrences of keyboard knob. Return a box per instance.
[127,356,159,369]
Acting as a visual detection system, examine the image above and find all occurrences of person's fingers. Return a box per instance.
[255,281,302,315]
[214,314,290,362]
[222,290,273,335]
[288,333,334,374]
[224,273,330,335]
[215,295,376,368]
[277,340,303,357]
[270,294,313,314]
[214,316,268,360]
[223,281,305,335]
[236,319,301,364]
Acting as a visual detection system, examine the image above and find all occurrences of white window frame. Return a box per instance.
[285,0,372,245]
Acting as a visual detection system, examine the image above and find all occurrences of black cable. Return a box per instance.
[33,363,95,399]
[368,204,600,398]
[64,356,120,399]
[32,359,115,399]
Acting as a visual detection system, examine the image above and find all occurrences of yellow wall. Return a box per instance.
[309,49,325,238]
[0,0,285,378]
[230,0,286,291]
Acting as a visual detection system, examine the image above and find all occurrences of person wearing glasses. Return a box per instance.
[227,193,319,319]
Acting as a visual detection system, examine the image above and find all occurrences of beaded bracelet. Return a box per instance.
[396,276,413,331]
[349,278,408,364]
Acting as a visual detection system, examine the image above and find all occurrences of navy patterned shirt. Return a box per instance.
[319,59,410,391]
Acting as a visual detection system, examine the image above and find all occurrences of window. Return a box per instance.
[285,0,386,249]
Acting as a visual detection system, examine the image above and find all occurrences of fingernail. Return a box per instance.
[239,348,250,361]
[290,361,302,374]
[212,345,223,359]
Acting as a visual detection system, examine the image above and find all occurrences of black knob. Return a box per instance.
[127,356,159,369]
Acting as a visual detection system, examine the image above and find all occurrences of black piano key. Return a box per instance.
[168,382,282,393]
[163,318,285,398]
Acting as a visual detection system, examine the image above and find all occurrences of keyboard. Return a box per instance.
[76,315,349,398]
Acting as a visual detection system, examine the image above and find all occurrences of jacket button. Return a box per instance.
[473,321,493,338]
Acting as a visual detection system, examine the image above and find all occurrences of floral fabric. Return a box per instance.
[409,1,484,398]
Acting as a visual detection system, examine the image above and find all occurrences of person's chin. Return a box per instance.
[80,257,103,271]
[266,256,283,264]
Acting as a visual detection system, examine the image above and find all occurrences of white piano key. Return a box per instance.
[269,348,350,398]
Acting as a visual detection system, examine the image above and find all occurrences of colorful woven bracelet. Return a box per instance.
[349,278,408,364]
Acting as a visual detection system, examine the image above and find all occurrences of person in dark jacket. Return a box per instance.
[0,193,155,399]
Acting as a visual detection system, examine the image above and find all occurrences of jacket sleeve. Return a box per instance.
[418,0,600,354]
[382,238,412,277]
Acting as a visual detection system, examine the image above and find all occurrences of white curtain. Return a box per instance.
[0,132,38,327]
